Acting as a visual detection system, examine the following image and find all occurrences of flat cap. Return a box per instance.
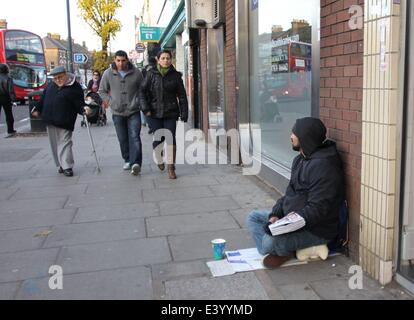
[49,66,67,76]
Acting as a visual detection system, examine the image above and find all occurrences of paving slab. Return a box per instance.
[0,197,68,214]
[0,227,50,253]
[0,282,20,299]
[154,175,220,189]
[151,260,210,281]
[231,192,277,209]
[65,192,143,208]
[0,209,76,231]
[147,212,239,237]
[143,186,214,202]
[73,203,159,223]
[0,248,59,282]
[159,196,240,216]
[16,267,153,300]
[85,179,155,193]
[57,238,171,274]
[164,273,269,300]
[210,183,265,197]
[10,184,88,200]
[277,283,321,300]
[168,229,255,262]
[229,208,269,229]
[43,219,146,248]
[265,255,352,286]
[309,277,396,300]
[0,188,17,201]
[9,176,80,188]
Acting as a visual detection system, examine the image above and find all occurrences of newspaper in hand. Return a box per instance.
[268,212,306,236]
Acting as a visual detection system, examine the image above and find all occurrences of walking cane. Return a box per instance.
[83,113,101,173]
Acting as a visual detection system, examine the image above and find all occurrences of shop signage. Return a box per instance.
[140,27,163,43]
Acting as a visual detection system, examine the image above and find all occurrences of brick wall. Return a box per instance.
[320,0,364,260]
[224,0,237,130]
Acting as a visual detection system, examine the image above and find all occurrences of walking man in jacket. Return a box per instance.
[0,63,17,138]
[246,117,345,268]
[99,50,144,175]
[31,66,90,177]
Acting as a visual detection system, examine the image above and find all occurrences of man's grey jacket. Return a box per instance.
[99,62,143,117]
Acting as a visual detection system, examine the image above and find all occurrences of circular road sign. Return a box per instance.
[135,43,146,53]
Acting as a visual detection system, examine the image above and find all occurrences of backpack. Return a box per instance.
[328,200,349,256]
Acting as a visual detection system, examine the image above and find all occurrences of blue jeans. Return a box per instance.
[112,113,142,166]
[246,210,329,256]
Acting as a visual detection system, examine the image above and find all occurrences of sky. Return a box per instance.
[1,0,144,52]
[258,0,317,34]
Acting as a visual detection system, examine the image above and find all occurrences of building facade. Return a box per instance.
[157,0,414,292]
[43,33,93,84]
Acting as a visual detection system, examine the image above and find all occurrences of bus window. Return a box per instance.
[9,64,46,88]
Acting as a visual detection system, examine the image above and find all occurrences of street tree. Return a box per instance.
[77,0,122,56]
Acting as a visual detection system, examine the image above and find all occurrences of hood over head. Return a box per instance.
[292,117,327,157]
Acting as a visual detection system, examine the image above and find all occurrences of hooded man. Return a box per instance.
[246,117,345,268]
[31,66,91,177]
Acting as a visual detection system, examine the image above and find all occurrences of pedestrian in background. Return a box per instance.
[0,63,17,138]
[140,50,188,179]
[31,66,91,177]
[141,56,157,134]
[99,50,144,175]
[87,70,101,93]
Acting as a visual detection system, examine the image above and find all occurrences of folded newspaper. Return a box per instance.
[268,212,306,236]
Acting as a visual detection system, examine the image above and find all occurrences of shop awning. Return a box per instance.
[159,0,185,49]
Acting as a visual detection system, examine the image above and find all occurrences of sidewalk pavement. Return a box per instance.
[0,115,412,300]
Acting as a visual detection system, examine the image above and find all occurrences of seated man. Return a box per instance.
[246,117,345,268]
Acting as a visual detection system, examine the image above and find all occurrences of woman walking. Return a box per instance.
[140,50,188,179]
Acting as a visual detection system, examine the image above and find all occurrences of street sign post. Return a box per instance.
[73,53,88,64]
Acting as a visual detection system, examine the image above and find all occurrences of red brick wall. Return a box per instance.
[199,29,209,135]
[224,0,237,130]
[320,0,364,260]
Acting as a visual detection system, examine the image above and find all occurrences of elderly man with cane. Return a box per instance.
[31,66,92,177]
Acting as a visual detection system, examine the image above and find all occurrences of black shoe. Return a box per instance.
[58,167,64,174]
[63,168,73,177]
[148,129,154,135]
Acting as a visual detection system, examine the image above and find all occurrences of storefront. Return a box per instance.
[397,0,414,294]
[236,0,320,189]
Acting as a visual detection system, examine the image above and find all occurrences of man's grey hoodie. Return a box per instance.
[99,62,143,117]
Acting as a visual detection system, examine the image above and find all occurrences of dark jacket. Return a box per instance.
[140,66,188,121]
[87,79,101,93]
[270,118,345,240]
[0,73,16,101]
[36,73,85,131]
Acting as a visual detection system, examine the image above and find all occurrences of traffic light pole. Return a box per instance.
[66,0,74,73]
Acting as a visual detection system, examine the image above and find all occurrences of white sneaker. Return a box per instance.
[131,164,141,176]
[123,162,131,170]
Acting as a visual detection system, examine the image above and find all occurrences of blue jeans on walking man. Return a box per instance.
[246,210,329,257]
[112,112,142,166]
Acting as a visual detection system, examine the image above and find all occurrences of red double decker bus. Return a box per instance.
[270,40,312,100]
[0,29,47,103]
